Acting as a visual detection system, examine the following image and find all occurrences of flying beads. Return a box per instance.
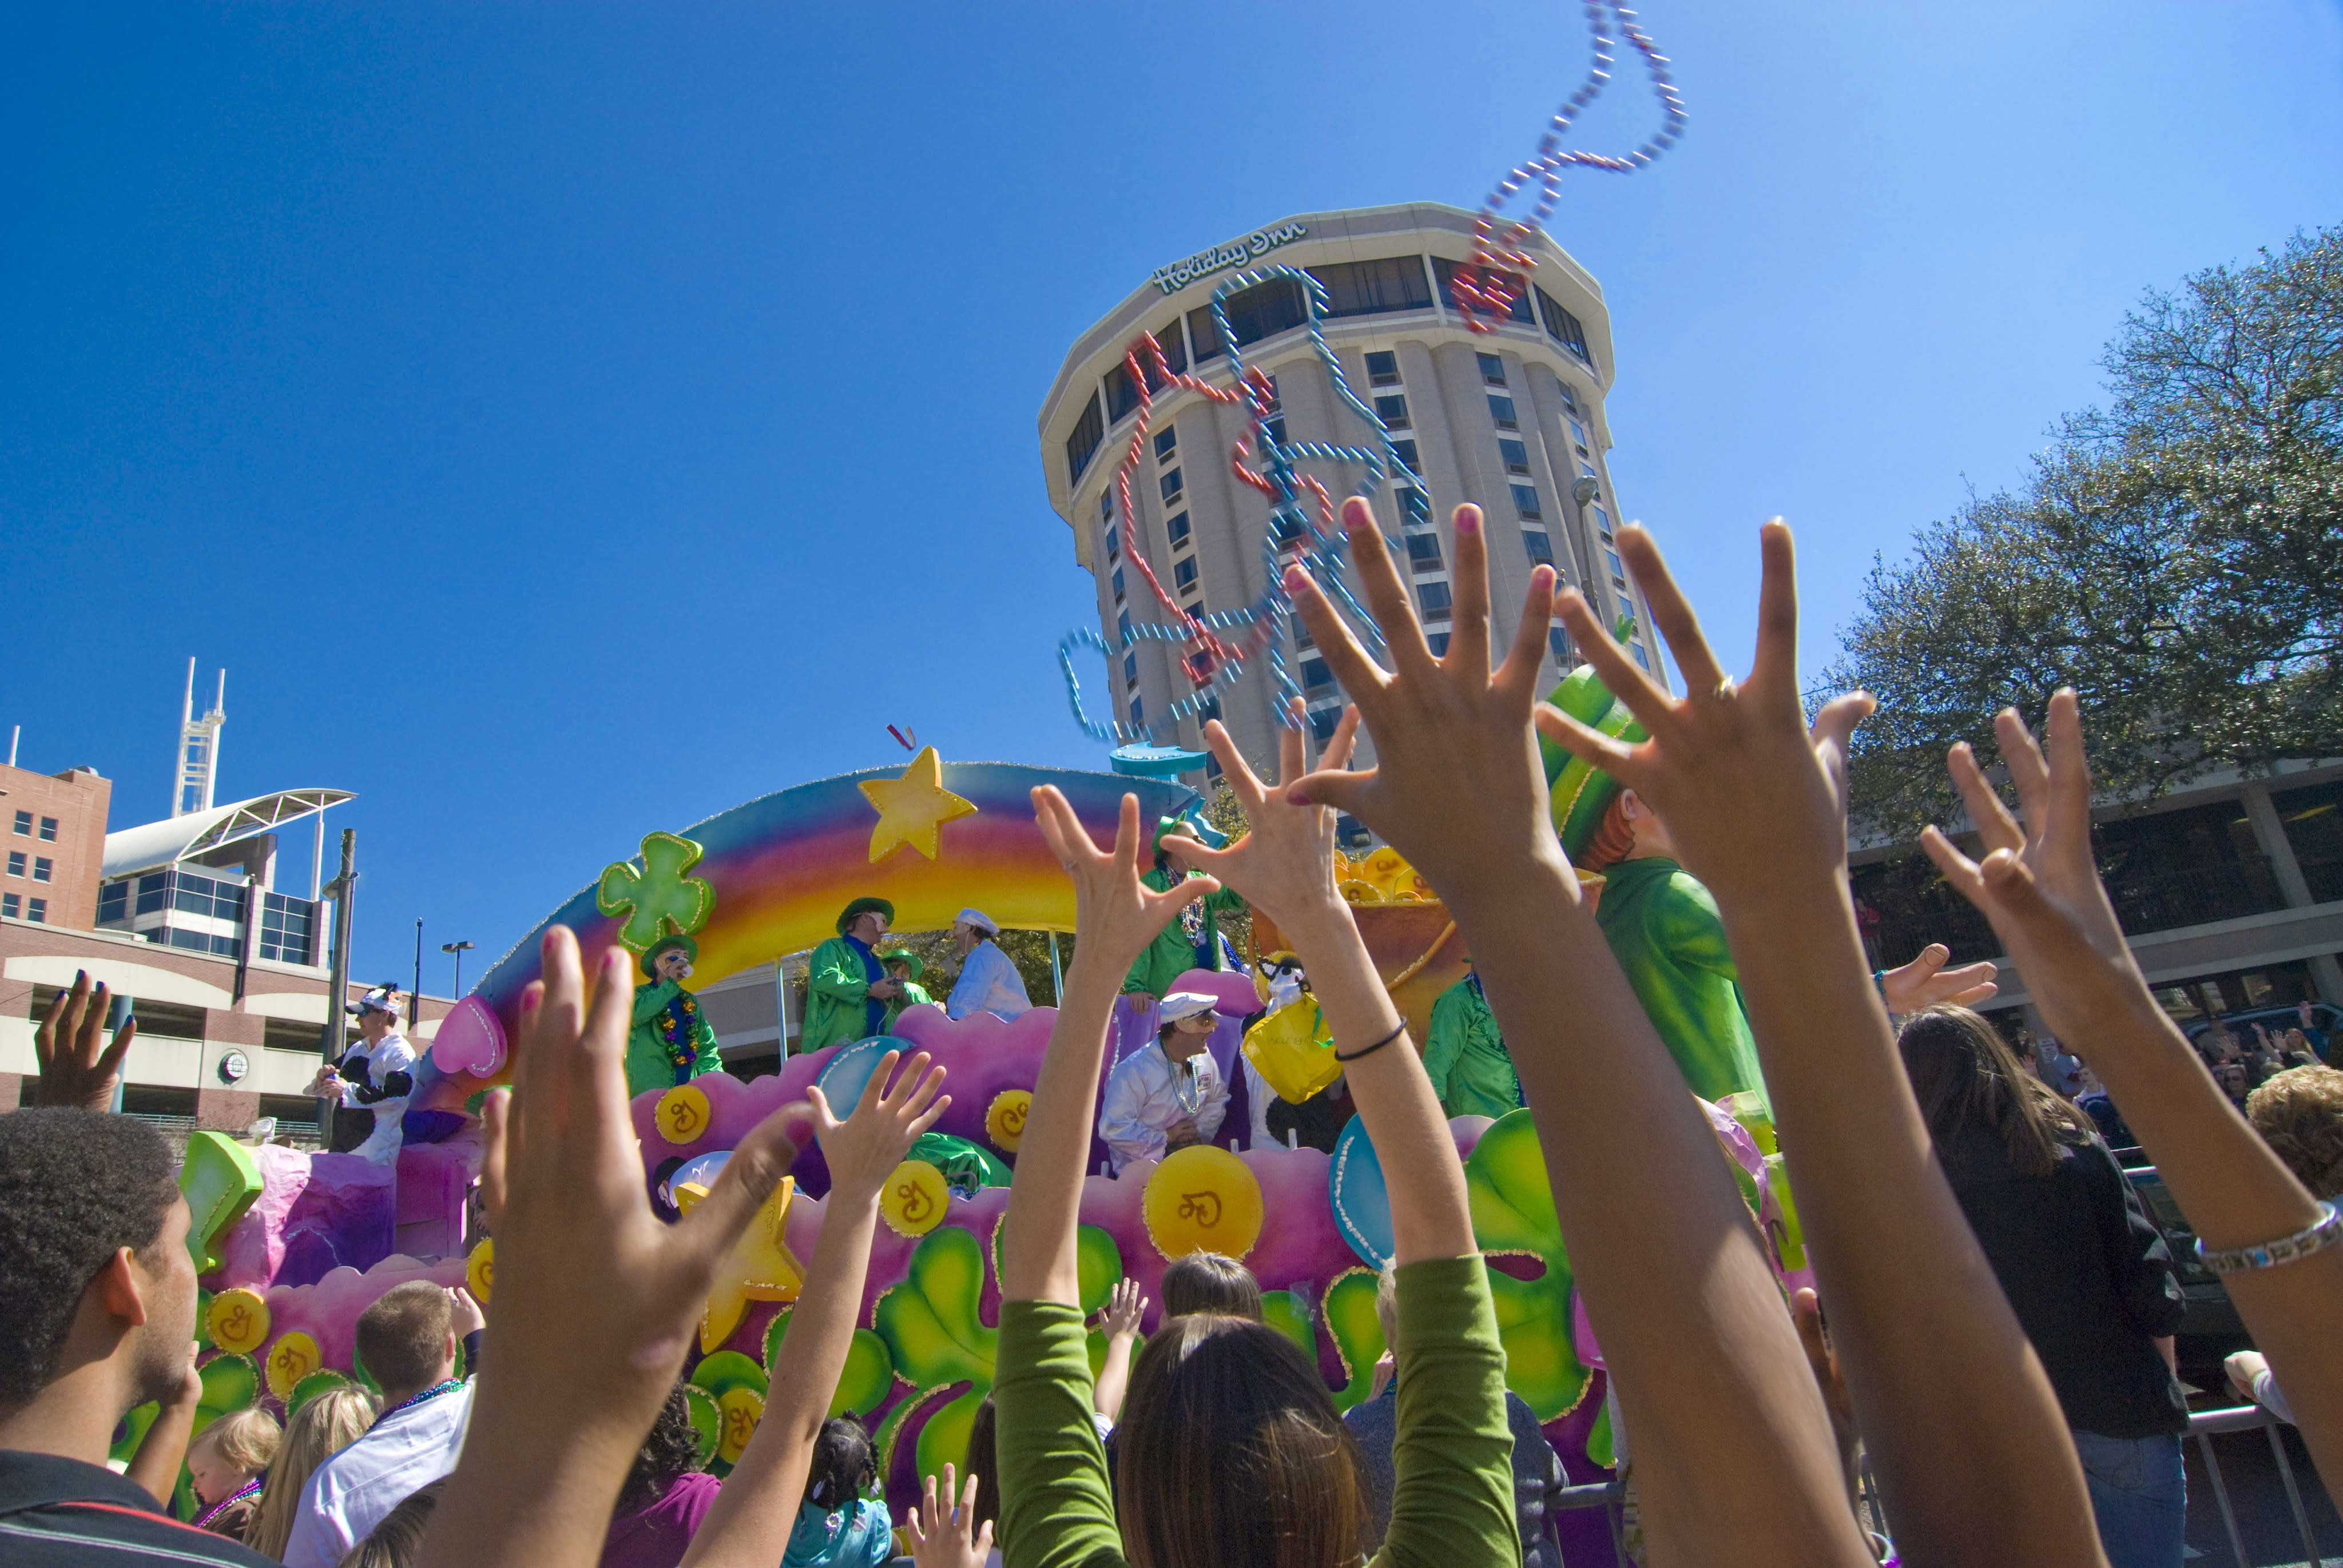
[1058,263,1413,749]
[1451,1,1687,332]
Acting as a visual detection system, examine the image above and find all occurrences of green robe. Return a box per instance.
[1591,856,1771,1113]
[885,981,934,1031]
[1121,864,1247,999]
[801,935,885,1056]
[626,979,722,1100]
[1423,974,1523,1120]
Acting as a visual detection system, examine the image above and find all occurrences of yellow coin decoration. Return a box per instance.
[879,1160,947,1238]
[264,1331,323,1401]
[983,1089,1032,1154]
[654,1084,713,1145]
[716,1387,764,1464]
[1141,1145,1264,1260]
[466,1237,495,1303]
[205,1288,270,1355]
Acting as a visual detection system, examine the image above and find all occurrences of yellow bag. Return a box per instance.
[1242,1000,1340,1105]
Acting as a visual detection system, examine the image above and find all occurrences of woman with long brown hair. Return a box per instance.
[1898,1006,2188,1568]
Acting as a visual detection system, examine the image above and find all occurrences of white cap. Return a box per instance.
[955,908,1000,936]
[1158,992,1218,1024]
[347,985,403,1020]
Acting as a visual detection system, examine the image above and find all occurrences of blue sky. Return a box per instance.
[5,1,2340,993]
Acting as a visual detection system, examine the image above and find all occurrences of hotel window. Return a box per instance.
[1146,319,1188,380]
[1426,631,1451,656]
[1389,438,1420,476]
[26,899,45,923]
[99,881,127,922]
[1264,415,1286,447]
[1118,610,1133,644]
[1535,286,1594,364]
[1306,256,1435,318]
[1292,614,1314,650]
[1186,305,1226,363]
[1418,580,1453,618]
[1549,627,1575,664]
[1397,487,1431,527]
[6,851,22,877]
[1555,378,1582,416]
[1365,350,1401,387]
[1065,392,1106,484]
[1488,394,1518,431]
[1567,417,1589,452]
[1197,696,1222,723]
[1103,363,1141,423]
[1630,645,1651,671]
[1166,511,1191,549]
[1130,697,1145,726]
[1160,467,1184,505]
[1155,426,1178,462]
[1591,506,1612,539]
[1405,534,1443,573]
[38,817,56,842]
[1112,567,1126,604]
[1105,524,1119,562]
[1216,275,1308,348]
[1607,549,1627,582]
[1523,530,1554,566]
[1477,352,1507,385]
[1174,558,1200,593]
[1431,258,1535,324]
[1302,656,1333,693]
[1373,394,1410,431]
[1,893,16,918]
[1309,707,1343,743]
[10,811,27,835]
[1124,652,1139,687]
[33,858,50,882]
[1510,483,1542,518]
[1499,437,1530,475]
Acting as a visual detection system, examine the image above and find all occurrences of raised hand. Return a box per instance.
[1177,701,1357,940]
[1536,520,1876,901]
[809,1049,950,1203]
[906,1463,993,1568]
[33,970,136,1111]
[1030,787,1217,974]
[1093,1277,1146,1340]
[1280,498,1568,908]
[1881,942,2000,1016]
[420,927,816,1568]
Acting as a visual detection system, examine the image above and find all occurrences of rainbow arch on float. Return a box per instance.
[416,760,1197,1103]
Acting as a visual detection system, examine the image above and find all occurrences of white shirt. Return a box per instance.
[282,1379,472,1568]
[946,941,1032,1021]
[339,1031,416,1114]
[1099,1038,1228,1173]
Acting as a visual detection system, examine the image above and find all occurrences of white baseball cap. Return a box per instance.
[955,908,1000,936]
[1158,992,1218,1024]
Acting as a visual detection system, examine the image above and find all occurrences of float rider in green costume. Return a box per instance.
[801,897,903,1056]
[879,948,933,1030]
[1120,814,1246,1012]
[1423,960,1524,1121]
[626,934,725,1100]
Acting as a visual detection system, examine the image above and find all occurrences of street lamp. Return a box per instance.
[442,940,476,999]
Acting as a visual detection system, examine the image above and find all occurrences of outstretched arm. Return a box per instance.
[1281,499,1877,1568]
[1089,1279,1146,1424]
[1923,693,2343,1495]
[684,1050,948,1568]
[1539,519,2103,1567]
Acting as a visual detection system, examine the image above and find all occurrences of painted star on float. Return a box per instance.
[858,746,978,862]
[679,1176,804,1354]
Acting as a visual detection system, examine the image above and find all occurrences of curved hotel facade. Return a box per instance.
[1037,202,1665,783]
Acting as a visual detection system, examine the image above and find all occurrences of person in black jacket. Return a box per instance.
[1900,1006,2189,1568]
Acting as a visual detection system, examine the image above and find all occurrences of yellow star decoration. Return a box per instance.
[678,1176,804,1354]
[857,746,978,863]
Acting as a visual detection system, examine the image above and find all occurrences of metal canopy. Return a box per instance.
[102,789,355,881]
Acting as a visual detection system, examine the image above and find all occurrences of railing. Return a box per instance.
[2190,1403,2328,1567]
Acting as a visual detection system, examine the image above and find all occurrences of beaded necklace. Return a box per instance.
[192,1477,264,1530]
[372,1378,464,1430]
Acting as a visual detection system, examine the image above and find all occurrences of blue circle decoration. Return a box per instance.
[814,1037,896,1121]
[1328,1113,1395,1269]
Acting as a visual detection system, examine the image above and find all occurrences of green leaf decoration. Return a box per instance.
[1073,1225,1121,1318]
[873,1226,996,1392]
[1319,1269,1385,1412]
[595,832,716,953]
[691,1350,768,1399]
[110,1401,159,1464]
[1585,1395,1616,1470]
[194,1353,259,1434]
[194,1288,214,1352]
[179,1132,263,1275]
[681,1384,724,1471]
[1260,1289,1317,1366]
[914,1387,988,1490]
[1463,1109,1589,1421]
[288,1370,357,1416]
[765,1308,899,1419]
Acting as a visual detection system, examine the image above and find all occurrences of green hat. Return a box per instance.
[877,948,924,980]
[1539,664,1649,861]
[640,932,698,978]
[836,896,895,935]
[1153,810,1228,857]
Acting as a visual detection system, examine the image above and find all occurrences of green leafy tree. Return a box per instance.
[1822,226,2343,844]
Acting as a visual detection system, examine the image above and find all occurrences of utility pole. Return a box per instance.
[315,828,357,1146]
[412,920,424,1030]
[442,940,475,1000]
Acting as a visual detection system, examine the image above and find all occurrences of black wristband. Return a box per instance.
[1333,1021,1408,1063]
